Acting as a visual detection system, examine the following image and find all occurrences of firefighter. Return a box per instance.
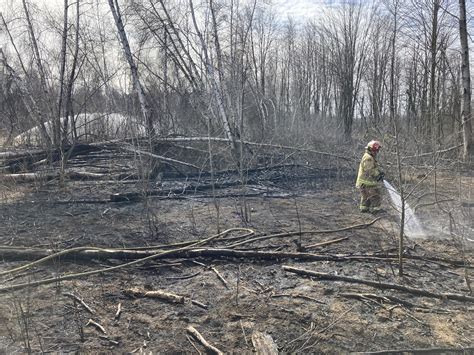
[356,140,385,213]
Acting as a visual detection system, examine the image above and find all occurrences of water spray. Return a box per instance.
[383,180,425,238]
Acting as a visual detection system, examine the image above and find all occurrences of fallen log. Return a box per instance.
[0,247,470,270]
[1,169,110,182]
[108,178,264,202]
[0,246,394,266]
[3,246,469,295]
[186,325,223,355]
[0,144,102,173]
[251,331,278,355]
[1,171,59,182]
[0,230,237,293]
[0,149,45,159]
[282,266,474,303]
[123,287,185,304]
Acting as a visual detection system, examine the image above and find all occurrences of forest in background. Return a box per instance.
[0,1,473,353]
[0,0,472,162]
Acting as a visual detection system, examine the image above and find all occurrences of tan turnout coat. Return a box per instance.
[355,151,381,188]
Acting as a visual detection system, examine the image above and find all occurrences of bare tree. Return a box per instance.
[188,0,239,163]
[108,0,155,137]
[56,0,69,147]
[458,0,472,161]
[319,2,372,142]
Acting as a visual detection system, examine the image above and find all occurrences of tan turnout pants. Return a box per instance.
[359,186,381,212]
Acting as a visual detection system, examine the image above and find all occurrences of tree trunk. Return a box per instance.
[188,0,239,164]
[57,0,68,148]
[459,0,473,161]
[108,0,155,137]
[20,0,53,147]
[429,0,439,142]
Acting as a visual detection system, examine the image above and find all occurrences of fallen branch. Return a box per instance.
[338,292,418,309]
[186,326,223,355]
[86,319,107,334]
[165,272,201,280]
[119,144,201,170]
[1,246,470,280]
[115,303,122,320]
[0,229,233,293]
[187,335,203,355]
[226,218,381,248]
[414,199,454,212]
[191,300,209,310]
[63,292,95,314]
[402,144,463,160]
[283,266,474,303]
[1,171,58,182]
[359,346,474,354]
[305,237,348,249]
[154,136,354,161]
[271,293,326,304]
[210,266,229,289]
[98,335,119,346]
[123,287,185,304]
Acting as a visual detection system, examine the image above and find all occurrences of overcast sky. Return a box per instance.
[272,0,332,19]
[0,0,342,20]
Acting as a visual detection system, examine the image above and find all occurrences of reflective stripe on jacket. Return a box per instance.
[356,151,381,188]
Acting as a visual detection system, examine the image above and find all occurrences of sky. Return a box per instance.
[0,0,342,21]
[271,0,333,19]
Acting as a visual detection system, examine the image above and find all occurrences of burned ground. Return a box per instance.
[0,147,472,354]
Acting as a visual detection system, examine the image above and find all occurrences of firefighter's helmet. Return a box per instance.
[367,140,382,152]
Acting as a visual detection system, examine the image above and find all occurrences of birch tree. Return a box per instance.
[108,0,156,137]
[458,0,472,160]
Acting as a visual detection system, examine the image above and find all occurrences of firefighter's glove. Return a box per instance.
[377,172,385,181]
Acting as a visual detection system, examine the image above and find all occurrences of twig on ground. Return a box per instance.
[99,335,119,345]
[114,303,122,320]
[165,271,201,280]
[338,292,418,308]
[63,292,95,314]
[191,300,208,310]
[186,325,223,355]
[186,335,202,355]
[297,305,356,352]
[120,144,201,170]
[210,266,229,289]
[240,320,248,346]
[305,237,348,249]
[271,293,326,304]
[86,319,106,334]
